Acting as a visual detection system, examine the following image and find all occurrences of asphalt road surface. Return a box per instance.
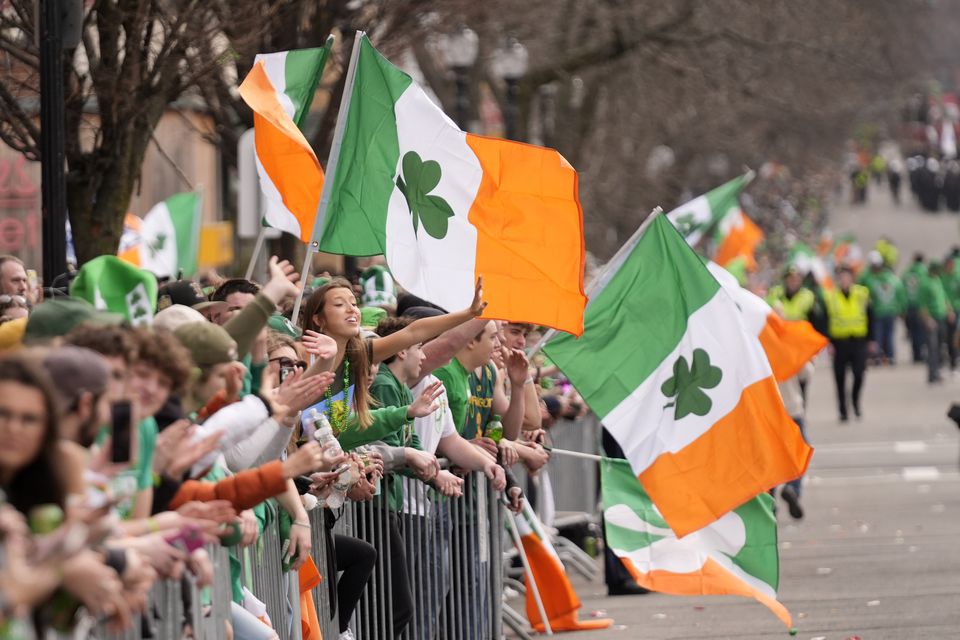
[510,183,960,640]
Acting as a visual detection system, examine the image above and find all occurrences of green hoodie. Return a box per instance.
[858,268,905,318]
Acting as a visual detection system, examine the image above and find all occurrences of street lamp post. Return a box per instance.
[40,0,69,281]
[492,38,528,141]
[439,26,479,130]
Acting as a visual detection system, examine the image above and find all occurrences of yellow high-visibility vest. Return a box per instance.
[767,286,816,321]
[824,285,870,339]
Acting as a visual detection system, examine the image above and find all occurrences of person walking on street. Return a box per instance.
[858,251,906,365]
[939,252,960,373]
[823,266,873,422]
[768,265,824,405]
[902,253,929,363]
[919,261,954,384]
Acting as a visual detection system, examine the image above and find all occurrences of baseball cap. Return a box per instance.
[42,346,109,409]
[173,321,238,366]
[0,317,27,351]
[154,304,206,333]
[157,280,226,313]
[25,297,124,344]
[267,314,302,339]
[868,250,884,267]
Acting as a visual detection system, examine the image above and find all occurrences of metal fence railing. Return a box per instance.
[73,469,508,640]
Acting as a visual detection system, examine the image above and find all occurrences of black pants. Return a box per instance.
[905,308,927,362]
[832,338,867,419]
[332,533,377,633]
[600,429,641,589]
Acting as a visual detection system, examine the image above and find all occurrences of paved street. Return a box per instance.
[513,186,960,639]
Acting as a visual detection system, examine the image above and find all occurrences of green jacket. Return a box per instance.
[918,275,950,320]
[371,366,426,510]
[940,269,960,313]
[901,262,928,308]
[858,269,905,318]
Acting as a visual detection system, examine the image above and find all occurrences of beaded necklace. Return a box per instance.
[326,355,350,435]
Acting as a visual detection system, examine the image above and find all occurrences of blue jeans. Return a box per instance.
[876,315,896,362]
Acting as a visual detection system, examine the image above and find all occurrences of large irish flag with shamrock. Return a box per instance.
[601,459,793,629]
[544,214,811,537]
[317,35,586,335]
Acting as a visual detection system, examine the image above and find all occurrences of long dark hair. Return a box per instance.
[0,351,66,514]
[301,278,374,429]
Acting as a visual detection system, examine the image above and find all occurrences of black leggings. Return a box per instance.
[333,533,377,632]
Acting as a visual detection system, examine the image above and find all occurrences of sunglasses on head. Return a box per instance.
[0,295,27,307]
[270,356,308,370]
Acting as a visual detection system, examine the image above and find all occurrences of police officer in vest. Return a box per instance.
[823,265,873,422]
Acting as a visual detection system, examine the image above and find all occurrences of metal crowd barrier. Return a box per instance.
[69,470,506,640]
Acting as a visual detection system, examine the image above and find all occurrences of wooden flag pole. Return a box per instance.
[290,31,365,325]
[525,206,663,359]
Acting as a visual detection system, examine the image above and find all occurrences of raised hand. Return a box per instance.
[407,380,444,418]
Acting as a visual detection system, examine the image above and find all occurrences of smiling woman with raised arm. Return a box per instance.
[298,276,486,429]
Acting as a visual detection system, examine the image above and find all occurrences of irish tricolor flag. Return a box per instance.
[601,459,793,629]
[706,260,827,382]
[239,41,331,242]
[138,191,202,278]
[713,208,764,270]
[316,35,586,335]
[543,214,811,536]
[666,173,752,248]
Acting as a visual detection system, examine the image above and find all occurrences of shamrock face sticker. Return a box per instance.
[396,151,454,240]
[661,348,722,419]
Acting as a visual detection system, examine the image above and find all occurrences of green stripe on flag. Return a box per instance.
[729,492,779,591]
[600,456,781,594]
[543,215,720,419]
[318,36,412,256]
[166,192,200,277]
[704,173,749,225]
[285,38,333,129]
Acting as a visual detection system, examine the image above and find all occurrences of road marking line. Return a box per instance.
[901,466,941,481]
[894,441,928,454]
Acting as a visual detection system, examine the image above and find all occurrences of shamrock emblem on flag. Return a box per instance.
[672,212,698,239]
[661,348,722,419]
[396,151,454,240]
[148,233,167,258]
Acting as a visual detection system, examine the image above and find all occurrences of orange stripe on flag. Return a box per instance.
[464,135,587,336]
[759,313,828,382]
[715,212,763,270]
[620,556,792,629]
[639,377,812,538]
[239,61,323,243]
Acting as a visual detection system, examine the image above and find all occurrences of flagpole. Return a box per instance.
[525,206,664,358]
[503,509,553,636]
[191,185,203,278]
[291,31,365,325]
[244,227,267,281]
[542,446,603,463]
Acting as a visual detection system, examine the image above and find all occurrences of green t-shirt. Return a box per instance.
[433,359,497,439]
[467,363,497,439]
[433,358,471,437]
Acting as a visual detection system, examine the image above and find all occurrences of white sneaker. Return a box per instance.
[339,630,356,640]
